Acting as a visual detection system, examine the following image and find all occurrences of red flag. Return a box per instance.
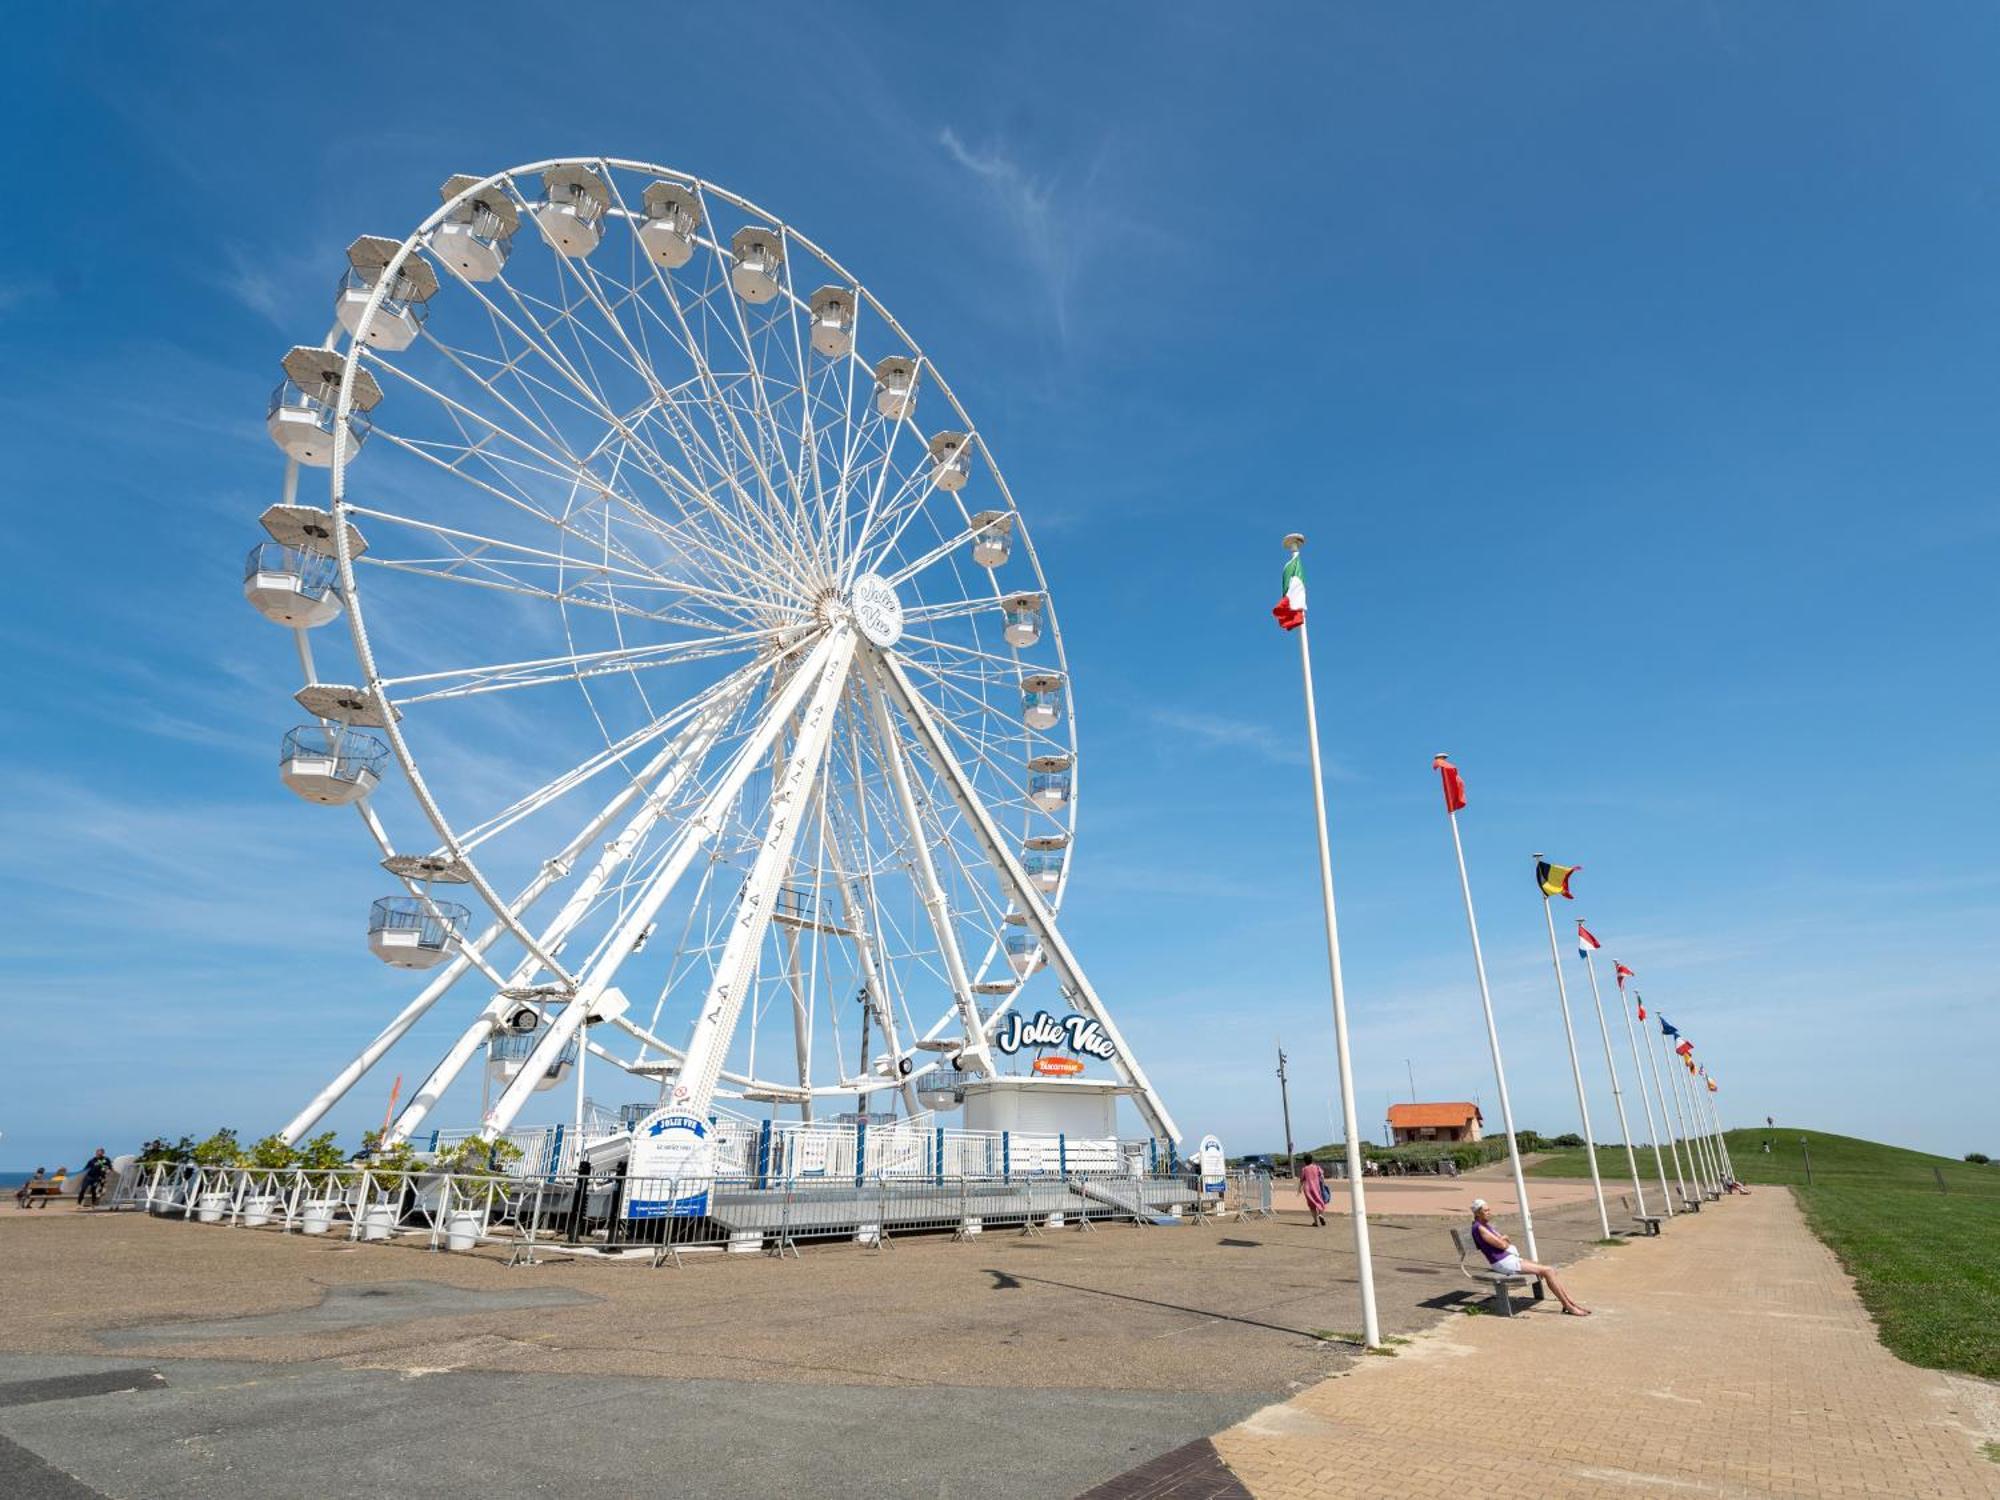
[1432,754,1467,813]
[1614,962,1634,989]
[1676,1040,1694,1058]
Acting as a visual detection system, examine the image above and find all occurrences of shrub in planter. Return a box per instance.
[433,1135,525,1178]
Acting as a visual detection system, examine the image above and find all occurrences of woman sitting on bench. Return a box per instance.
[1470,1199,1591,1316]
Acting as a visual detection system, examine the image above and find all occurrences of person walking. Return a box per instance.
[78,1149,114,1208]
[1298,1153,1330,1227]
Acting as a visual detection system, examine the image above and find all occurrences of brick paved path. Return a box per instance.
[1210,1190,2000,1498]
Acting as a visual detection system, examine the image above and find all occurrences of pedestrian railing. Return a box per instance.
[107,1160,1210,1263]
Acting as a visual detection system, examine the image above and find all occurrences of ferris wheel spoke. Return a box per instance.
[447,653,772,852]
[432,249,797,598]
[608,188,823,579]
[538,230,818,584]
[365,359,722,599]
[378,623,791,707]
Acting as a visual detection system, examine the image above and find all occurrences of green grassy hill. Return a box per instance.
[1531,1127,1998,1196]
[1533,1128,1999,1381]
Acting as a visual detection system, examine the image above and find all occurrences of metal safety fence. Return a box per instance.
[106,1160,1245,1265]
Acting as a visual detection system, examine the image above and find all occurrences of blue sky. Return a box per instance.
[3,5,1996,1169]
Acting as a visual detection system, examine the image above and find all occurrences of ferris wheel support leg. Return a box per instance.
[484,631,852,1136]
[822,806,923,1116]
[379,682,757,1146]
[659,629,857,1122]
[873,647,1182,1144]
[857,656,998,1080]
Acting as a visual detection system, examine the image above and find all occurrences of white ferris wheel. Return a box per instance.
[246,157,1178,1149]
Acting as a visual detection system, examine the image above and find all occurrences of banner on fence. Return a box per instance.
[1198,1133,1227,1197]
[625,1109,717,1218]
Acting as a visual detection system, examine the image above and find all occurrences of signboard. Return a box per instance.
[1198,1133,1226,1198]
[624,1108,716,1219]
[993,1009,1116,1061]
[1032,1055,1084,1076]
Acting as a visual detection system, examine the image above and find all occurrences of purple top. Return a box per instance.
[1471,1219,1509,1264]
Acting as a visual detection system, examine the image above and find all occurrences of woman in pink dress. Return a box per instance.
[1297,1154,1329,1227]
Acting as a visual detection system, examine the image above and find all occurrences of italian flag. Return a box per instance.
[1272,555,1306,631]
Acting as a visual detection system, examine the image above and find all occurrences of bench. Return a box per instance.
[14,1178,67,1208]
[1450,1227,1544,1317]
[1617,1195,1664,1236]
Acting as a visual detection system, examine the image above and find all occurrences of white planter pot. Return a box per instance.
[361,1203,398,1241]
[195,1192,230,1224]
[241,1195,279,1228]
[444,1209,483,1252]
[301,1200,338,1235]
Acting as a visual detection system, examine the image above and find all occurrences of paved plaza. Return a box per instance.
[2,1191,1994,1497]
[1209,1190,2000,1499]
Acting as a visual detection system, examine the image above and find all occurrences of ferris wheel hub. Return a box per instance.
[849,572,904,648]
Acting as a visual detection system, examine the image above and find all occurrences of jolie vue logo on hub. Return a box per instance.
[992,1009,1116,1061]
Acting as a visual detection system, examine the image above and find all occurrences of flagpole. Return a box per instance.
[1536,860,1611,1240]
[1702,1075,1731,1184]
[1618,982,1675,1218]
[1665,1037,1712,1197]
[1711,1089,1734,1179]
[1696,1072,1728,1200]
[1285,534,1380,1349]
[1644,1012,1693,1209]
[1580,945,1648,1221]
[1438,763,1539,1261]
[1707,1078,1733,1177]
[1702,1086,1727,1183]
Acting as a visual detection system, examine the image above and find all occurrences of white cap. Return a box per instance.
[1469,1197,1488,1211]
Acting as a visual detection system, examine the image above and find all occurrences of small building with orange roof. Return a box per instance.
[1386,1101,1483,1145]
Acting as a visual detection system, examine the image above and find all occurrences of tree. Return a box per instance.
[1966,1152,1991,1166]
[1551,1132,1585,1150]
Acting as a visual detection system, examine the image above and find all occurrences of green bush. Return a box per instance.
[190,1129,246,1168]
[1551,1132,1585,1149]
[433,1135,524,1176]
[247,1134,298,1171]
[1966,1152,1991,1166]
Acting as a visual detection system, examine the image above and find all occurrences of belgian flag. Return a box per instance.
[1535,859,1579,899]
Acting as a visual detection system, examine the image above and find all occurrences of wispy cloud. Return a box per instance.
[939,127,1073,339]
[218,241,293,327]
[1150,706,1320,769]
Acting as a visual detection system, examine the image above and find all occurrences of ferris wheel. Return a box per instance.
[247,157,1178,1147]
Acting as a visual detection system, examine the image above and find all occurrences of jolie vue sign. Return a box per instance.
[993,1009,1116,1062]
[625,1108,716,1219]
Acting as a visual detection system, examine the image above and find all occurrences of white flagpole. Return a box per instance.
[1702,1075,1731,1183]
[1438,759,1538,1261]
[1707,1078,1732,1175]
[1284,534,1380,1348]
[1644,1010,1693,1209]
[1687,1063,1721,1193]
[1580,942,1648,1221]
[1536,860,1611,1240]
[1618,982,1675,1218]
[1665,1037,1712,1197]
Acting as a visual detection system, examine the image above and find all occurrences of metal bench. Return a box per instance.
[1450,1227,1544,1317]
[1617,1194,1664,1235]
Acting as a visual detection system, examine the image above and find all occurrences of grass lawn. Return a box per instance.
[1532,1128,2000,1381]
